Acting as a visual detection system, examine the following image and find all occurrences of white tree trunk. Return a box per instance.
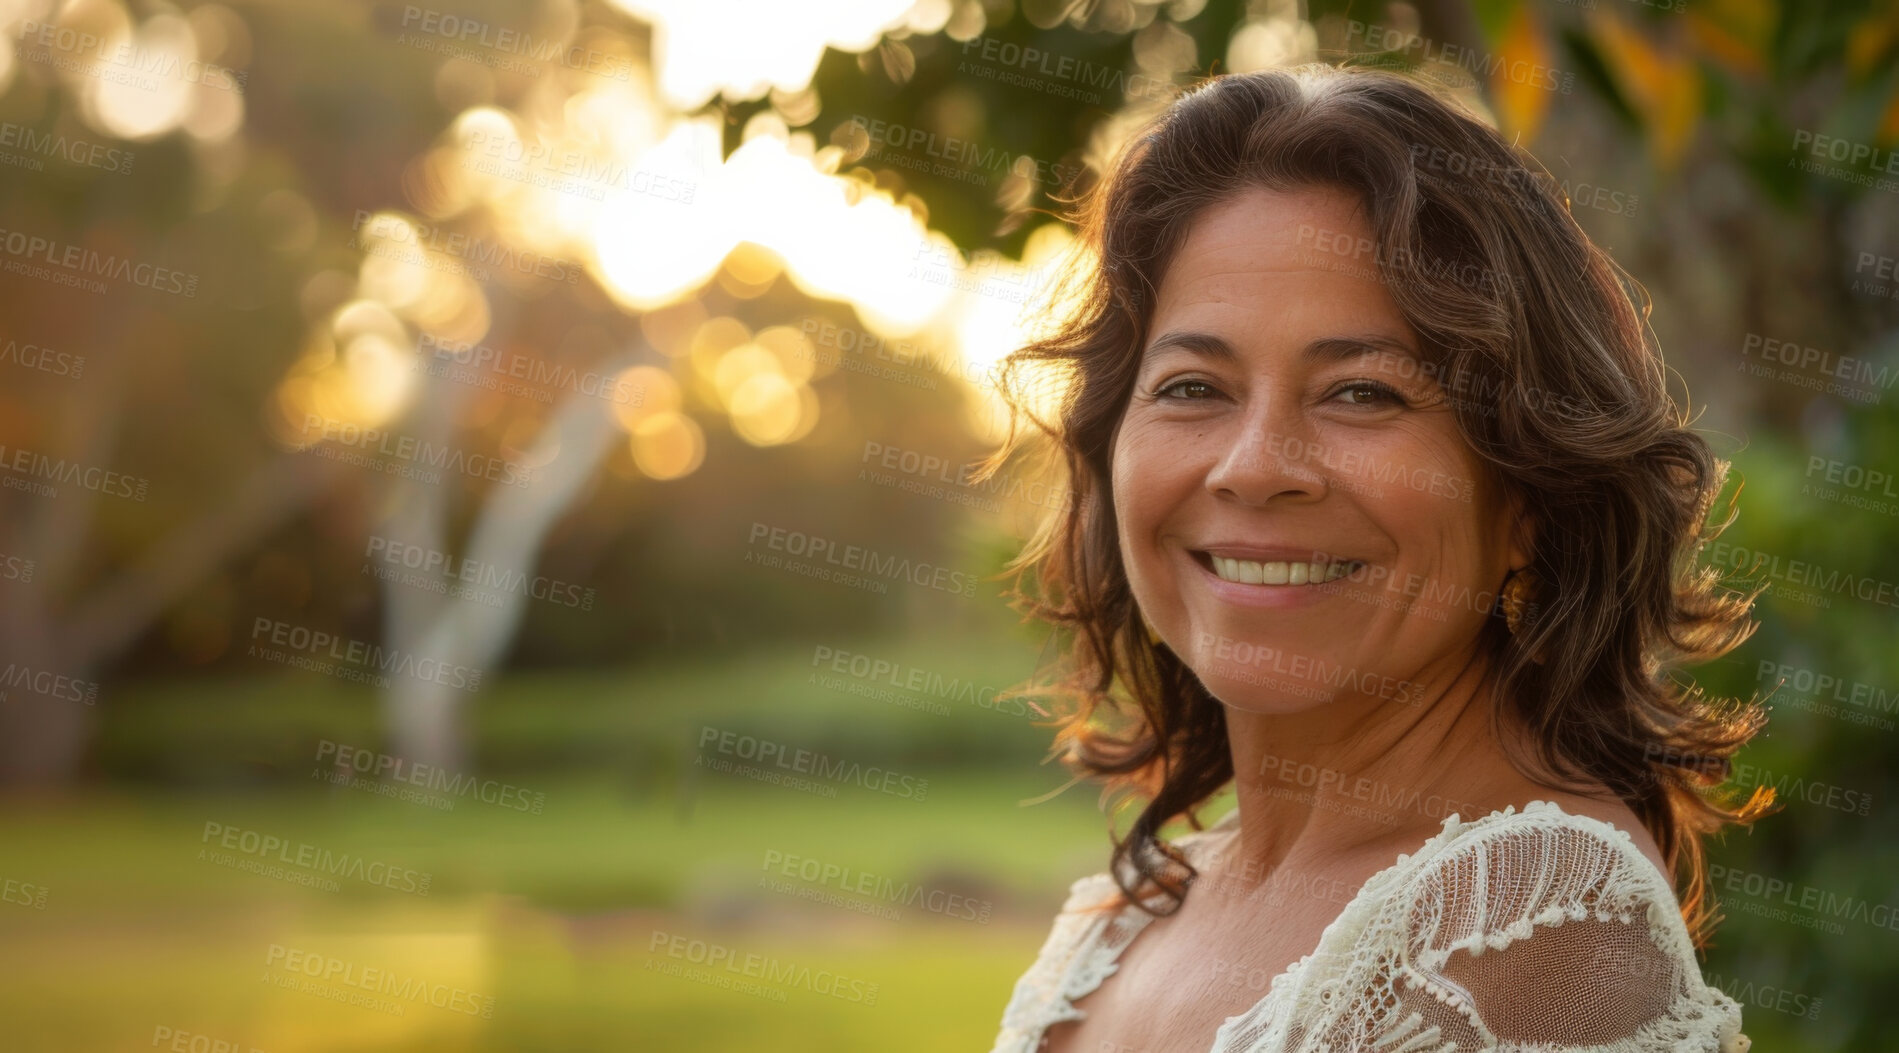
[376,345,650,772]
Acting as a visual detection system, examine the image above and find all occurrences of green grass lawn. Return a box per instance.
[1,619,1183,1053]
[0,772,1139,1053]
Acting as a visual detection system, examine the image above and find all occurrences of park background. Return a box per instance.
[0,0,1896,1049]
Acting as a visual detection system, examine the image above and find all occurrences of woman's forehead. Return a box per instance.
[1149,187,1415,354]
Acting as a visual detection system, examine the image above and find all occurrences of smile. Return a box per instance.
[1191,551,1365,586]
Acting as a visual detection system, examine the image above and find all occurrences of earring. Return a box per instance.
[1138,610,1163,647]
[1499,568,1537,635]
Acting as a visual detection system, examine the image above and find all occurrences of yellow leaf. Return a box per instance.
[1684,0,1775,77]
[1879,91,1899,144]
[1590,11,1701,172]
[1846,13,1898,80]
[1490,7,1553,142]
[1651,60,1702,171]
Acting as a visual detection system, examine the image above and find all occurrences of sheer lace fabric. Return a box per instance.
[989,800,1751,1053]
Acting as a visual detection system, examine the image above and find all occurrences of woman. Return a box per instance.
[979,64,1775,1053]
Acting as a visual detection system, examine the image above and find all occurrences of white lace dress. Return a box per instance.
[988,799,1752,1053]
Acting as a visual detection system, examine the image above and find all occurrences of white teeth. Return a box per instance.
[1210,557,1356,585]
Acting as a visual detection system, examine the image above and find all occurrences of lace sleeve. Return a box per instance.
[1392,813,1752,1053]
[986,873,1126,1053]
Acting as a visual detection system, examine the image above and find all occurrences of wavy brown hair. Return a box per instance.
[979,64,1777,951]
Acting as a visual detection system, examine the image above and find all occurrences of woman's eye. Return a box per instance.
[1155,378,1217,400]
[1333,381,1405,406]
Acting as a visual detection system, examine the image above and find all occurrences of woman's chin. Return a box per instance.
[1180,649,1423,714]
[1192,673,1345,714]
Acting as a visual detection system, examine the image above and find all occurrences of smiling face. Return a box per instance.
[1110,184,1528,713]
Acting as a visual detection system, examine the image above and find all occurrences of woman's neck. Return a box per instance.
[1216,650,1530,886]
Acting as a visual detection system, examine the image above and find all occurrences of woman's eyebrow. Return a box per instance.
[1141,330,1420,365]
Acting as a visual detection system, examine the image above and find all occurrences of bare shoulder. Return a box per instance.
[1537,789,1675,894]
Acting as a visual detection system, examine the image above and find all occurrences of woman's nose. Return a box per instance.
[1203,413,1329,506]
